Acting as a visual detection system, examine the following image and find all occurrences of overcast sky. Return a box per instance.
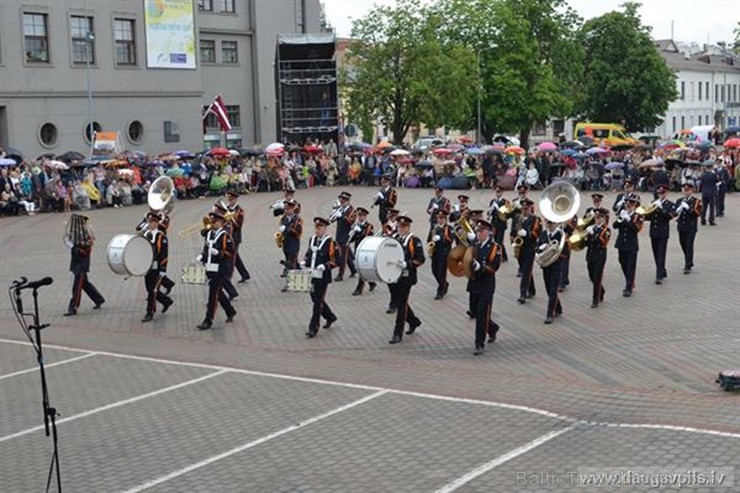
[321,0,737,46]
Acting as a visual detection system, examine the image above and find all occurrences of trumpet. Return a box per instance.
[497,202,520,221]
[275,231,284,248]
[636,199,661,217]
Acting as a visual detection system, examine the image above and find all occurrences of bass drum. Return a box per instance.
[107,234,153,277]
[356,236,404,284]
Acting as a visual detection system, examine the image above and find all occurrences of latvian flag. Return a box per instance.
[203,95,232,132]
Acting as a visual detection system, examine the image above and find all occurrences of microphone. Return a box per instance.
[16,277,54,291]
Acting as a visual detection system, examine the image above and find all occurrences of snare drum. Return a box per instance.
[356,236,404,284]
[106,234,153,277]
[286,269,312,292]
[181,263,207,284]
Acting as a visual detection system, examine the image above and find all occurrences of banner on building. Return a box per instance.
[93,132,123,156]
[144,0,196,69]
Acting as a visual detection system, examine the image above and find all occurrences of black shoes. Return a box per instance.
[488,323,499,343]
[386,306,397,314]
[434,293,443,300]
[323,316,337,329]
[238,277,250,283]
[352,289,362,296]
[63,310,76,317]
[197,321,212,330]
[142,314,153,323]
[655,278,662,285]
[683,268,691,275]
[369,283,377,292]
[517,298,526,304]
[405,319,421,335]
[93,301,104,310]
[544,317,554,324]
[591,302,598,308]
[473,346,484,356]
[334,274,343,282]
[622,290,632,297]
[444,282,449,295]
[349,272,356,278]
[229,293,239,301]
[388,335,402,344]
[162,300,173,314]
[466,310,475,319]
[225,312,236,323]
[163,284,173,295]
[306,329,317,338]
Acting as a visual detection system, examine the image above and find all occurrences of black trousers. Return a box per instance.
[160,275,175,292]
[717,188,726,216]
[390,278,419,339]
[431,251,449,296]
[337,243,356,277]
[650,237,668,279]
[559,252,571,287]
[701,195,715,224]
[542,263,563,318]
[205,272,235,323]
[494,227,507,261]
[309,279,334,333]
[222,261,238,299]
[145,271,172,316]
[519,252,536,298]
[618,249,638,292]
[68,272,104,312]
[587,256,606,304]
[471,286,497,349]
[283,245,299,271]
[678,230,696,270]
[234,242,250,280]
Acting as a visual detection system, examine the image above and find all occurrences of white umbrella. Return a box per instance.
[118,168,135,176]
[390,149,410,156]
[47,160,69,170]
[265,142,285,153]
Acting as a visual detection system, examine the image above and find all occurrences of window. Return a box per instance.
[128,121,144,143]
[198,0,213,11]
[721,85,725,103]
[24,13,49,63]
[39,123,58,147]
[295,0,305,33]
[70,15,94,65]
[226,105,240,127]
[734,84,738,103]
[680,81,685,100]
[220,0,236,13]
[203,106,218,128]
[672,116,676,134]
[83,121,102,143]
[164,121,180,143]
[698,82,702,101]
[698,115,702,125]
[114,19,136,66]
[681,116,685,130]
[706,82,709,101]
[715,84,719,102]
[222,41,237,64]
[200,40,215,63]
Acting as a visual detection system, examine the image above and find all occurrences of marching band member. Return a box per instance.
[538,220,564,324]
[279,198,302,270]
[303,217,340,338]
[197,211,237,330]
[64,215,105,316]
[646,185,674,284]
[585,193,604,216]
[449,194,470,223]
[388,215,425,344]
[212,201,238,300]
[612,178,635,215]
[515,198,540,304]
[699,160,718,226]
[351,207,377,296]
[465,210,483,317]
[426,186,451,241]
[374,174,397,225]
[558,214,578,291]
[510,185,531,276]
[430,210,454,300]
[675,182,702,274]
[331,191,357,281]
[487,185,509,261]
[383,208,400,313]
[613,193,643,297]
[136,210,175,295]
[225,190,251,283]
[141,212,173,322]
[469,219,502,355]
[585,208,611,308]
[271,187,301,216]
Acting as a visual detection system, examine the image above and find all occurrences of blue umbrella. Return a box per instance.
[604,161,624,171]
[560,149,577,156]
[465,147,483,155]
[586,147,609,155]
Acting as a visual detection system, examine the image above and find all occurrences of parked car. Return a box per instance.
[413,137,444,151]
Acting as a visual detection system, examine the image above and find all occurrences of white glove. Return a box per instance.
[196,254,203,262]
[354,225,362,233]
[299,260,306,269]
[159,271,166,277]
[652,199,661,206]
[397,260,407,269]
[432,203,439,210]
[472,260,481,271]
[586,225,595,235]
[467,232,476,241]
[616,199,624,210]
[432,234,441,242]
[375,191,384,199]
[518,228,527,237]
[620,210,630,220]
[316,264,325,272]
[454,204,460,212]
[278,225,286,233]
[490,203,499,211]
[209,247,219,256]
[679,201,689,212]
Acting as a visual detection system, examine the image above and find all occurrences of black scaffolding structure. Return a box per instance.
[276,33,338,144]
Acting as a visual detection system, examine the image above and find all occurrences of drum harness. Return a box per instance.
[309,235,331,276]
[143,229,163,270]
[205,228,227,272]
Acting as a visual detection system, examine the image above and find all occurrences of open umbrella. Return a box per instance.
[457,135,473,144]
[505,146,525,155]
[56,151,86,163]
[415,160,433,168]
[638,159,663,169]
[390,148,410,156]
[166,168,185,177]
[611,144,634,151]
[447,143,465,152]
[0,158,17,166]
[586,147,609,155]
[46,160,69,170]
[303,144,322,154]
[465,147,482,155]
[376,141,393,150]
[724,138,740,149]
[561,140,583,149]
[432,148,452,156]
[559,149,577,157]
[207,147,230,157]
[265,142,285,153]
[538,142,557,151]
[604,161,624,171]
[118,168,135,177]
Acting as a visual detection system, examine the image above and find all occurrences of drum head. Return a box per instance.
[125,235,154,276]
[356,236,404,284]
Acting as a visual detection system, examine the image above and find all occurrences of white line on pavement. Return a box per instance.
[0,370,227,443]
[434,425,577,493]
[120,389,389,493]
[1,337,739,440]
[0,353,96,381]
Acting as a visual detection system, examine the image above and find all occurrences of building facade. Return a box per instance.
[0,0,322,157]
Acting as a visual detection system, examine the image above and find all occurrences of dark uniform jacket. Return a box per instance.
[334,204,356,245]
[280,213,303,250]
[427,196,451,225]
[70,244,92,274]
[519,215,542,256]
[675,196,702,233]
[612,193,629,214]
[536,228,566,265]
[201,228,235,276]
[351,221,374,248]
[144,229,169,273]
[647,200,674,239]
[430,223,454,255]
[585,224,611,263]
[304,235,340,283]
[488,197,509,235]
[468,237,501,293]
[227,205,245,244]
[699,171,718,197]
[396,233,425,285]
[613,212,643,252]
[375,187,397,217]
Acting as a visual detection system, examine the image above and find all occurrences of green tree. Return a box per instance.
[576,2,678,132]
[435,0,583,147]
[344,0,476,144]
[733,21,740,54]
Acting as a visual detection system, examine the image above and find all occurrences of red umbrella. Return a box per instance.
[457,135,473,144]
[207,147,230,157]
[303,144,322,154]
[505,146,525,155]
[724,138,740,149]
[432,148,452,156]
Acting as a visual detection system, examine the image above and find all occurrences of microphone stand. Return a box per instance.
[16,286,62,493]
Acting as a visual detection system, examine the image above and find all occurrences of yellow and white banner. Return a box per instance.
[144,0,196,69]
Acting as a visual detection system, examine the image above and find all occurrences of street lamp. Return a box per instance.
[86,30,94,158]
[476,47,495,144]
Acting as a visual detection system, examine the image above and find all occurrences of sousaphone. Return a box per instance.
[535,181,580,267]
[148,176,175,215]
